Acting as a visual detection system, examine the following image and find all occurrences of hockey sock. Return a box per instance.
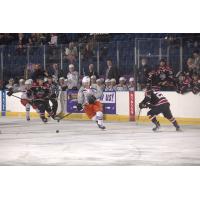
[149,115,159,126]
[168,117,179,128]
[26,104,30,119]
[96,111,104,126]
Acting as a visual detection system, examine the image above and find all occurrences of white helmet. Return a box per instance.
[19,79,24,83]
[25,79,32,85]
[129,77,134,82]
[28,79,33,84]
[96,79,101,83]
[69,64,74,68]
[119,77,126,81]
[59,77,65,81]
[105,79,111,83]
[91,75,96,80]
[110,78,116,83]
[82,76,90,84]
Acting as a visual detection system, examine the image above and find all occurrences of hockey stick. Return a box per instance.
[136,108,141,125]
[11,94,57,102]
[55,112,72,122]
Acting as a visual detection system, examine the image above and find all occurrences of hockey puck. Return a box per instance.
[56,130,59,133]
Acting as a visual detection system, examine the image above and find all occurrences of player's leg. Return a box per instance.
[21,99,30,121]
[34,100,48,122]
[93,101,105,129]
[25,103,31,121]
[162,104,181,131]
[44,100,55,119]
[147,107,161,131]
[50,98,58,116]
[84,102,105,130]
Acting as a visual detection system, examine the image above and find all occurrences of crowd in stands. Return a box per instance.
[4,51,200,95]
[5,59,135,93]
[137,51,200,94]
[1,34,200,94]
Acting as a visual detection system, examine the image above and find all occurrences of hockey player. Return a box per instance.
[7,79,38,121]
[46,75,59,116]
[139,84,181,132]
[20,79,34,121]
[77,76,105,129]
[27,77,54,123]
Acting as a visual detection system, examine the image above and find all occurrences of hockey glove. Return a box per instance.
[139,102,148,109]
[7,88,14,96]
[77,103,83,111]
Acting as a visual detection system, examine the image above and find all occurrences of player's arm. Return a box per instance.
[139,91,151,109]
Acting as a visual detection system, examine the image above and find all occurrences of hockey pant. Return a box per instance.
[49,96,58,116]
[147,103,179,128]
[33,100,54,119]
[84,101,104,126]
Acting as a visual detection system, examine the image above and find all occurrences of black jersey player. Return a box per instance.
[139,85,181,131]
[27,77,54,123]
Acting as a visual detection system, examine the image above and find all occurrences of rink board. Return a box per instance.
[1,91,200,125]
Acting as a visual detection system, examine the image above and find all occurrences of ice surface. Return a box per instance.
[0,117,200,165]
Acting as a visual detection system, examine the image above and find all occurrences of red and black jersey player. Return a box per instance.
[27,76,55,123]
[139,84,181,132]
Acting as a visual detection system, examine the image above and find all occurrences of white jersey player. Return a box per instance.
[77,76,105,129]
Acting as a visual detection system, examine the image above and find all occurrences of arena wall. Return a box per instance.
[1,91,200,124]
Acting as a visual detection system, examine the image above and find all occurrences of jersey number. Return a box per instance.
[154,92,164,99]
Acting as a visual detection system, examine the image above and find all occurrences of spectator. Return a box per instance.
[17,79,26,91]
[59,77,67,90]
[128,77,135,91]
[192,50,200,68]
[31,64,48,81]
[104,79,111,91]
[49,34,58,46]
[29,33,38,45]
[156,59,175,91]
[138,58,151,89]
[96,78,105,91]
[16,40,26,55]
[116,77,128,91]
[110,78,117,91]
[87,64,99,78]
[191,73,200,94]
[177,73,192,94]
[58,77,67,116]
[28,37,33,47]
[18,33,26,45]
[184,58,197,77]
[47,63,64,81]
[6,78,15,89]
[91,75,99,89]
[82,43,94,62]
[65,42,78,64]
[91,75,97,85]
[105,60,119,81]
[67,64,79,90]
